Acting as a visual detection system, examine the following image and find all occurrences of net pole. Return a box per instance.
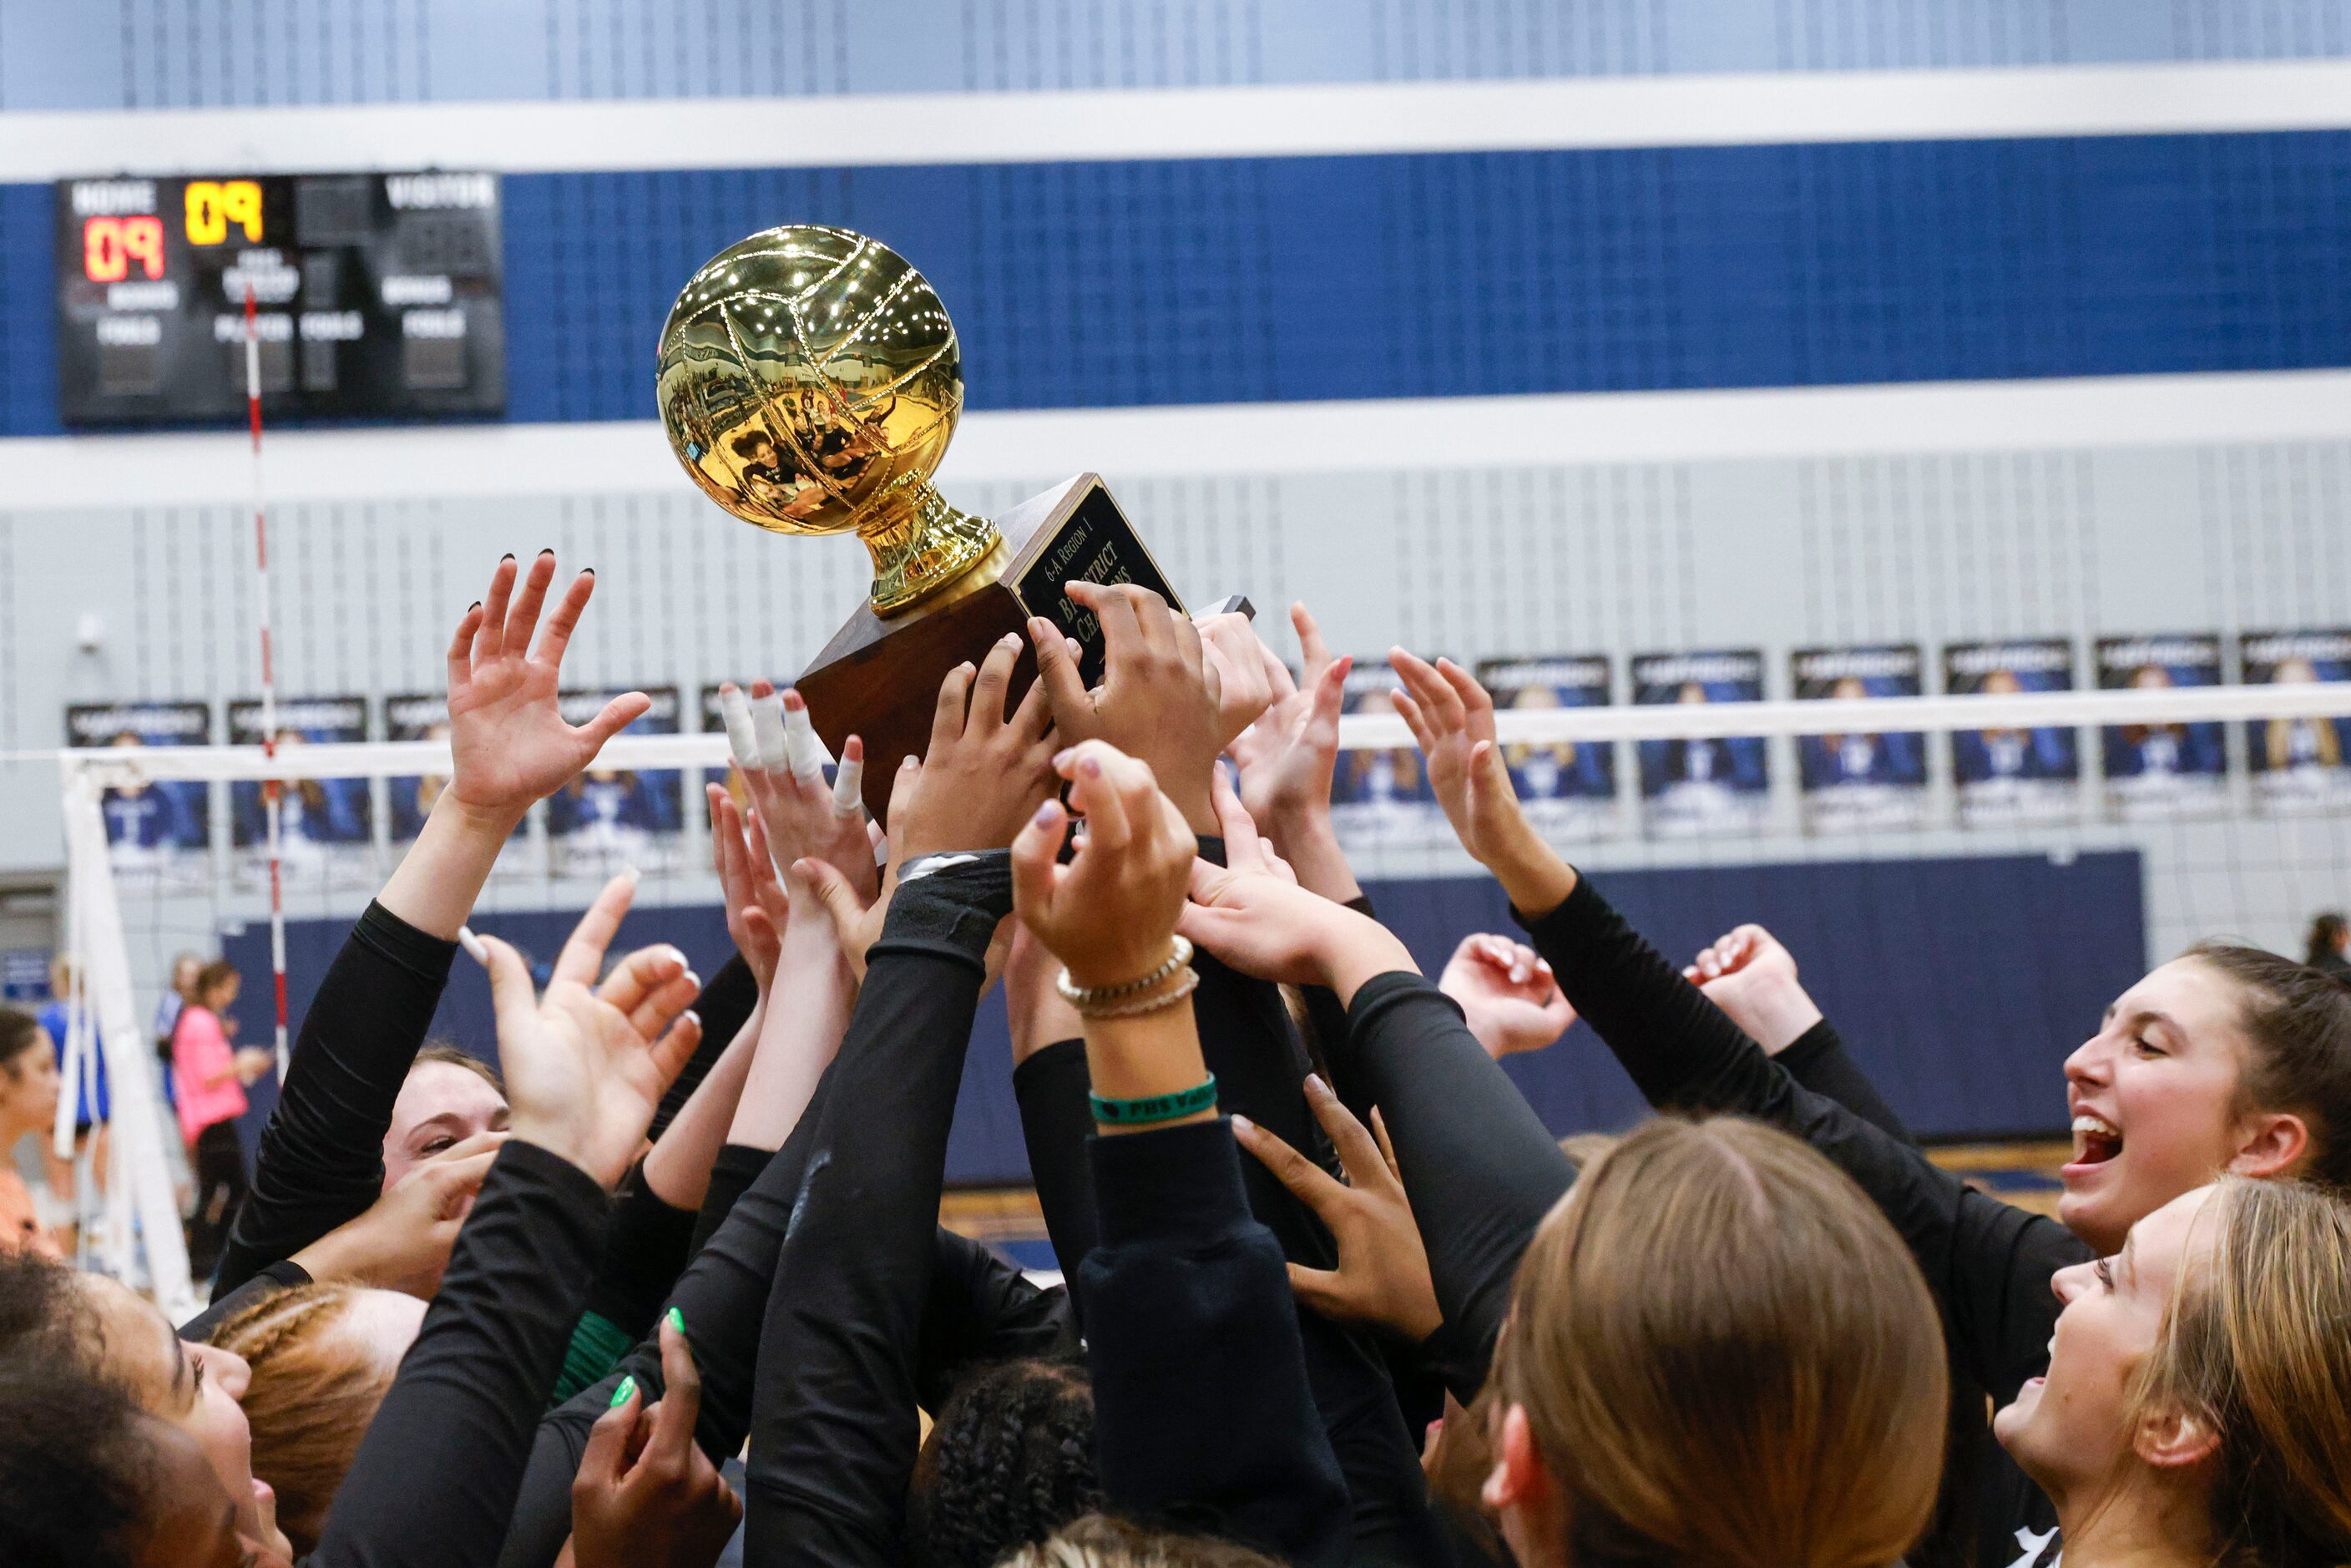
[245,286,290,1078]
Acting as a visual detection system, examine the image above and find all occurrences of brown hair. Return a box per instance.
[410,1040,503,1096]
[1484,1117,1948,1568]
[992,1514,1284,1567]
[2134,1176,2351,1568]
[192,959,240,1008]
[0,1005,43,1077]
[2182,942,2351,1189]
[2306,913,2348,969]
[210,1282,396,1555]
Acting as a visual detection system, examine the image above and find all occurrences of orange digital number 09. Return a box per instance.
[185,180,264,245]
[83,215,167,282]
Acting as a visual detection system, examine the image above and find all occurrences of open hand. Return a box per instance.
[1230,603,1349,831]
[447,553,650,823]
[720,681,878,904]
[1686,923,1823,1055]
[1389,649,1575,914]
[569,1315,741,1568]
[1180,847,1413,999]
[1438,935,1574,1059]
[1029,581,1223,833]
[1232,1075,1441,1340]
[706,784,787,993]
[1011,740,1196,989]
[468,873,703,1188]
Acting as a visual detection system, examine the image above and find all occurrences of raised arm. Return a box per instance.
[308,874,701,1568]
[1390,649,2089,1401]
[745,636,1057,1568]
[1016,739,1349,1567]
[216,553,645,1292]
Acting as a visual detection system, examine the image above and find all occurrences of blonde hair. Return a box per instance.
[2134,1176,2351,1568]
[1487,1117,1948,1568]
[210,1282,397,1555]
[992,1514,1283,1567]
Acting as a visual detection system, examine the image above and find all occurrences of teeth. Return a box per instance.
[2072,1114,2120,1138]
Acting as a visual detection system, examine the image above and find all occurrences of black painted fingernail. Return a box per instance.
[582,567,595,576]
[538,547,554,557]
[500,552,515,563]
[468,600,482,612]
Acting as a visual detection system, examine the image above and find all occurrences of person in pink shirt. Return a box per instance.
[0,1007,64,1258]
[173,959,273,1278]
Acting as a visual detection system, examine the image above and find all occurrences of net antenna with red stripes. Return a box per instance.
[244,286,291,1079]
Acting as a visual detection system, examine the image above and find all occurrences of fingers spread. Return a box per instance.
[446,603,483,689]
[578,691,653,752]
[1292,601,1332,675]
[478,555,518,660]
[1232,1111,1343,1216]
[1303,1073,1393,1192]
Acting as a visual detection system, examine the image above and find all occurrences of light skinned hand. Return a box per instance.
[292,1130,503,1297]
[1684,923,1823,1055]
[1194,609,1276,749]
[1232,1076,1442,1340]
[233,1046,276,1086]
[1028,580,1224,834]
[1438,934,1575,1060]
[1230,602,1349,830]
[1011,740,1196,989]
[731,681,878,903]
[569,1315,741,1568]
[1388,648,1576,915]
[705,784,786,994]
[1180,848,1415,1001]
[1207,761,1298,887]
[447,552,650,825]
[468,873,704,1188]
[795,641,1054,977]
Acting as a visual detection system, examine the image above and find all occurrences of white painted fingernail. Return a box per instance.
[832,753,864,815]
[458,927,489,965]
[720,685,759,769]
[682,971,702,993]
[751,690,788,770]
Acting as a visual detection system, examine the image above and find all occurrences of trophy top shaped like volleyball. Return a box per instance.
[655,226,1000,615]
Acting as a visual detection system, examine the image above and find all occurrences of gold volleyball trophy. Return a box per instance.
[657,225,1184,819]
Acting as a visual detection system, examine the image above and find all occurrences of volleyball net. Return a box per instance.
[36,670,2351,1312]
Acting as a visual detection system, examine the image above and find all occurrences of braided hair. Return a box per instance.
[910,1357,1102,1568]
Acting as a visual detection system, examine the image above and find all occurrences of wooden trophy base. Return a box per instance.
[795,473,1184,821]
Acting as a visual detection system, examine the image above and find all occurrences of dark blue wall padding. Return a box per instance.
[223,848,2141,1183]
[9,132,2351,435]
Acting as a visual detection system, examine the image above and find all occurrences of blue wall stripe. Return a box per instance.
[10,131,2350,437]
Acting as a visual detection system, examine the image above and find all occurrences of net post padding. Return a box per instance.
[57,756,198,1318]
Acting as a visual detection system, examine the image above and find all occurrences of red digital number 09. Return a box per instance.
[83,215,167,283]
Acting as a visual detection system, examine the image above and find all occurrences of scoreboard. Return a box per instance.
[55,172,505,427]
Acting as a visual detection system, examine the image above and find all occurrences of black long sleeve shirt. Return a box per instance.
[1519,873,2079,1565]
[310,1140,606,1568]
[1081,1117,1352,1568]
[741,853,1009,1568]
[215,902,458,1294]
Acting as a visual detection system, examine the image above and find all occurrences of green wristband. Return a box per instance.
[1090,1074,1219,1127]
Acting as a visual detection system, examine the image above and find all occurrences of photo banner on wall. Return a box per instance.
[549,687,684,875]
[2240,630,2351,813]
[1631,650,1768,838]
[1945,639,2080,827]
[229,696,373,888]
[65,701,212,886]
[1332,659,1449,849]
[1791,644,1927,833]
[1476,656,1617,840]
[2096,635,2227,821]
[384,693,533,876]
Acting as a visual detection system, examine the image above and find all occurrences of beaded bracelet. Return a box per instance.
[1067,964,1200,1019]
[1090,1070,1219,1126]
[1056,936,1194,1007]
